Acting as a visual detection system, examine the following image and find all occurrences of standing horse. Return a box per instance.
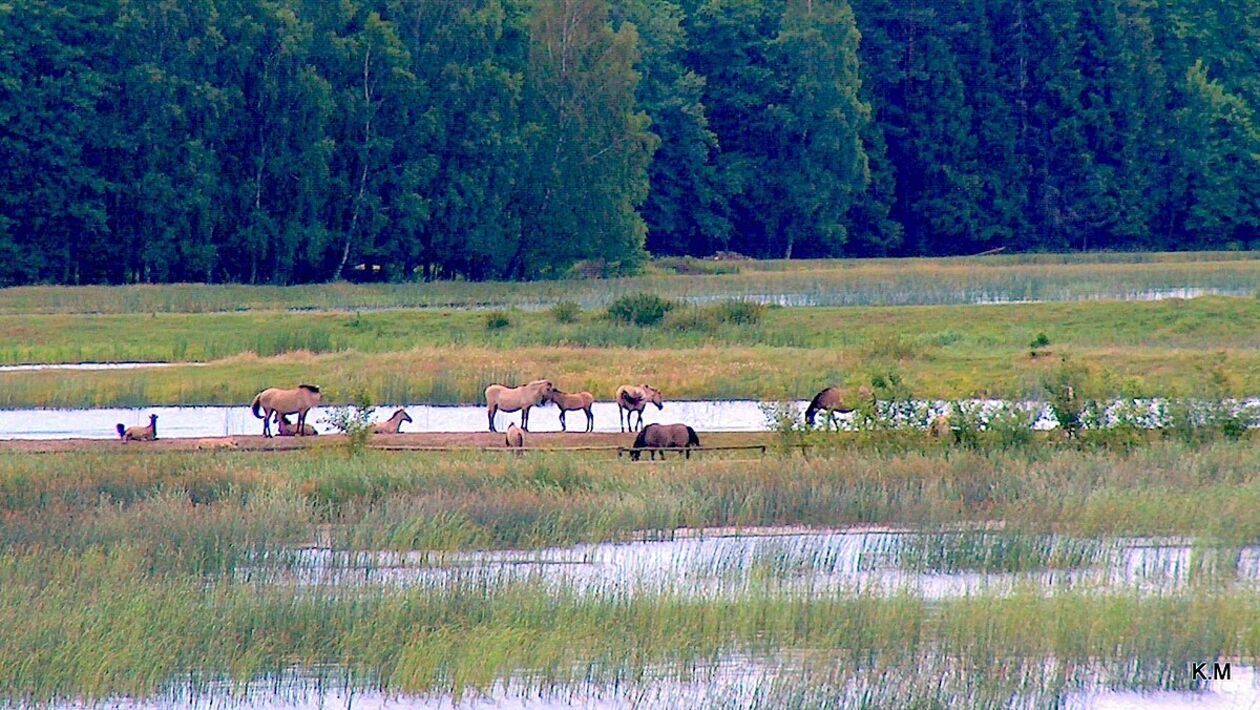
[251,385,321,437]
[276,414,318,437]
[629,423,699,461]
[616,384,663,432]
[116,414,158,442]
[485,380,554,432]
[370,408,412,434]
[551,389,595,432]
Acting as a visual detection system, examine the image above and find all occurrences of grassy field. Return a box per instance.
[1,296,1258,406]
[3,441,1260,704]
[3,254,1258,705]
[0,251,1255,314]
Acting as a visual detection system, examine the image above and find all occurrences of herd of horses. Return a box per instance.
[115,379,722,459]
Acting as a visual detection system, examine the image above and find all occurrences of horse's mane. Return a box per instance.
[620,390,643,406]
[299,384,320,393]
[632,425,653,448]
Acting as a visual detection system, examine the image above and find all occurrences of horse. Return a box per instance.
[370,408,412,434]
[505,422,526,454]
[927,414,952,439]
[251,385,321,437]
[629,423,699,461]
[804,385,872,429]
[116,414,158,442]
[485,380,554,432]
[551,389,595,432]
[616,384,663,432]
[276,414,318,437]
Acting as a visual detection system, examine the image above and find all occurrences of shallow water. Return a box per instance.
[0,362,183,372]
[2,397,1255,440]
[241,528,1260,600]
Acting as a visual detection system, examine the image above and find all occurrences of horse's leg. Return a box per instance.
[560,410,567,432]
[586,408,593,433]
[263,409,273,437]
[488,405,497,432]
[619,407,625,432]
[297,409,308,436]
[522,406,529,432]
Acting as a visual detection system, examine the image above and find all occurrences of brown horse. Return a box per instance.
[116,414,158,442]
[629,423,700,461]
[616,384,663,432]
[276,414,318,437]
[551,389,595,432]
[485,380,554,432]
[251,385,321,437]
[505,422,526,453]
[370,408,413,434]
[805,385,873,429]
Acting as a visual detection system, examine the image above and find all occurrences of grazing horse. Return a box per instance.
[805,385,872,429]
[251,385,321,437]
[551,389,595,432]
[116,414,158,442]
[276,414,318,437]
[629,423,700,461]
[616,384,663,432]
[485,380,554,432]
[505,422,526,453]
[370,408,412,434]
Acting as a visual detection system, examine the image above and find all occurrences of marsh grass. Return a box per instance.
[1,251,1257,315]
[6,443,1260,703]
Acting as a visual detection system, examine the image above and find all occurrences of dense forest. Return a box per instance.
[0,0,1256,284]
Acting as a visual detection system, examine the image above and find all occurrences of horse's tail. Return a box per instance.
[686,426,700,447]
[251,394,264,419]
[116,423,126,439]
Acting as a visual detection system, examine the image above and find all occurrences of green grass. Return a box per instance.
[4,442,1260,703]
[1,297,1258,406]
[1,251,1256,315]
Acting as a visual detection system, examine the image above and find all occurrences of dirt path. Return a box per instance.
[0,430,775,454]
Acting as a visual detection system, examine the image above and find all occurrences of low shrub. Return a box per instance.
[484,310,512,330]
[606,293,676,326]
[549,301,582,324]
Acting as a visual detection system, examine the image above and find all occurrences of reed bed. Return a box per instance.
[0,252,1256,315]
[3,296,1259,366]
[3,442,1259,704]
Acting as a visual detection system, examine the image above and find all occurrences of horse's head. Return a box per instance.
[397,409,413,424]
[645,385,664,409]
[533,380,555,404]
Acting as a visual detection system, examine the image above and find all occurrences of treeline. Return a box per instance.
[0,0,1255,285]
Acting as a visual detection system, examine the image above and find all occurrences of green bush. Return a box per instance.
[606,293,676,326]
[548,301,582,324]
[484,310,512,330]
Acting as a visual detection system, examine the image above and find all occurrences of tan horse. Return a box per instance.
[629,423,699,461]
[927,414,952,439]
[251,384,321,437]
[505,422,526,453]
[370,408,412,434]
[616,384,663,432]
[116,414,158,442]
[277,414,318,437]
[485,380,554,432]
[551,389,595,432]
[805,385,873,429]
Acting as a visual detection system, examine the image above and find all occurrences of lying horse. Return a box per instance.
[804,385,872,429]
[277,414,318,437]
[251,385,321,437]
[616,384,663,432]
[485,380,554,432]
[370,408,412,434]
[551,389,595,432]
[505,422,526,453]
[116,414,158,442]
[629,422,699,461]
